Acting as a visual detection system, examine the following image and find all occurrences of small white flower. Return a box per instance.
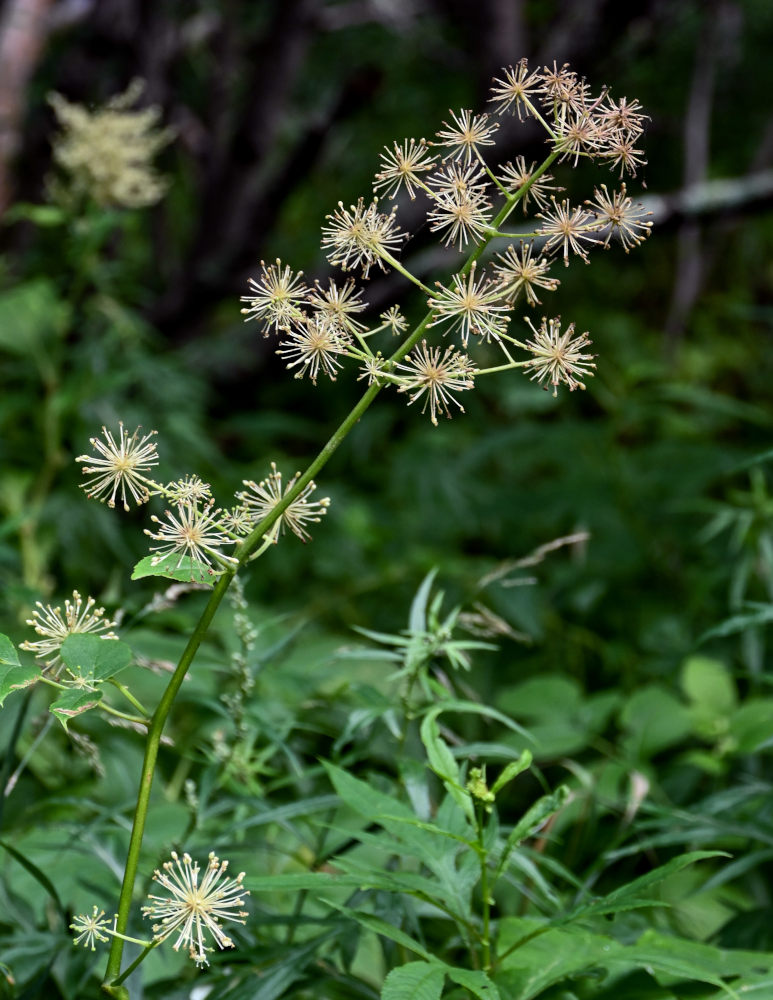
[395,340,477,426]
[236,463,330,544]
[142,851,249,968]
[76,423,159,510]
[433,109,498,164]
[20,591,118,673]
[373,137,437,199]
[70,906,115,951]
[240,259,308,334]
[522,315,596,396]
[427,263,510,347]
[321,198,405,278]
[145,501,236,575]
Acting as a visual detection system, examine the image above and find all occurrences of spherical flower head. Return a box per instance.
[538,62,590,124]
[321,197,405,278]
[142,851,249,968]
[586,183,652,252]
[537,197,600,267]
[276,314,349,383]
[433,109,498,165]
[145,501,237,577]
[48,80,173,209]
[395,340,477,426]
[240,259,308,334]
[76,423,159,511]
[427,262,510,347]
[492,242,559,307]
[164,475,213,505]
[70,906,115,951]
[308,278,368,336]
[426,188,492,252]
[373,137,437,200]
[522,315,596,396]
[488,59,543,119]
[496,157,562,213]
[19,590,119,674]
[236,463,330,544]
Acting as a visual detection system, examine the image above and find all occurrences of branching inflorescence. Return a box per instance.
[48,60,652,985]
[241,56,651,416]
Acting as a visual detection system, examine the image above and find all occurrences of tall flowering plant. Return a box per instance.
[0,59,651,995]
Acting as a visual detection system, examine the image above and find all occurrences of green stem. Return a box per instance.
[101,152,559,988]
[109,680,150,719]
[476,802,492,972]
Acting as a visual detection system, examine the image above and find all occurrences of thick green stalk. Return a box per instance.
[101,149,558,990]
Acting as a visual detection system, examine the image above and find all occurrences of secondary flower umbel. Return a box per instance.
[20,591,118,673]
[142,851,249,968]
[236,463,330,544]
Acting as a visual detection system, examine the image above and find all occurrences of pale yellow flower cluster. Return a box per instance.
[48,80,173,208]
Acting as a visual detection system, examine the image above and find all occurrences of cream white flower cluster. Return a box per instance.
[67,423,331,582]
[241,58,651,417]
[70,850,249,969]
[48,80,174,209]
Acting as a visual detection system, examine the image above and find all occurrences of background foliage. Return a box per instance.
[2,0,773,997]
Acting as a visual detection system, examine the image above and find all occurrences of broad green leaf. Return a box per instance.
[620,685,692,758]
[50,688,100,729]
[728,699,773,753]
[496,919,622,999]
[60,633,132,681]
[681,657,737,737]
[0,839,64,913]
[0,634,20,667]
[0,635,38,706]
[131,554,217,584]
[382,962,444,1000]
[445,967,500,1000]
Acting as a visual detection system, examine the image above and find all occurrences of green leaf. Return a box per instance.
[491,751,533,795]
[561,851,728,923]
[3,202,67,227]
[50,688,101,729]
[60,634,132,681]
[0,635,38,705]
[382,962,445,1000]
[409,569,439,633]
[619,685,692,758]
[681,657,737,737]
[420,712,461,785]
[699,604,773,643]
[445,967,500,1000]
[495,786,570,880]
[0,838,64,914]
[321,900,433,962]
[0,279,70,356]
[131,554,217,584]
[606,929,773,997]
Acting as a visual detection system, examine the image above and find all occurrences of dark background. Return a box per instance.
[1,0,773,686]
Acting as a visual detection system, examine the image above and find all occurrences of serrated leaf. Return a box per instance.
[50,688,101,729]
[0,634,38,706]
[382,962,445,1000]
[60,633,132,681]
[446,967,500,1000]
[0,634,21,667]
[131,554,217,584]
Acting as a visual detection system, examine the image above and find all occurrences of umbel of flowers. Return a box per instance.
[241,57,651,420]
